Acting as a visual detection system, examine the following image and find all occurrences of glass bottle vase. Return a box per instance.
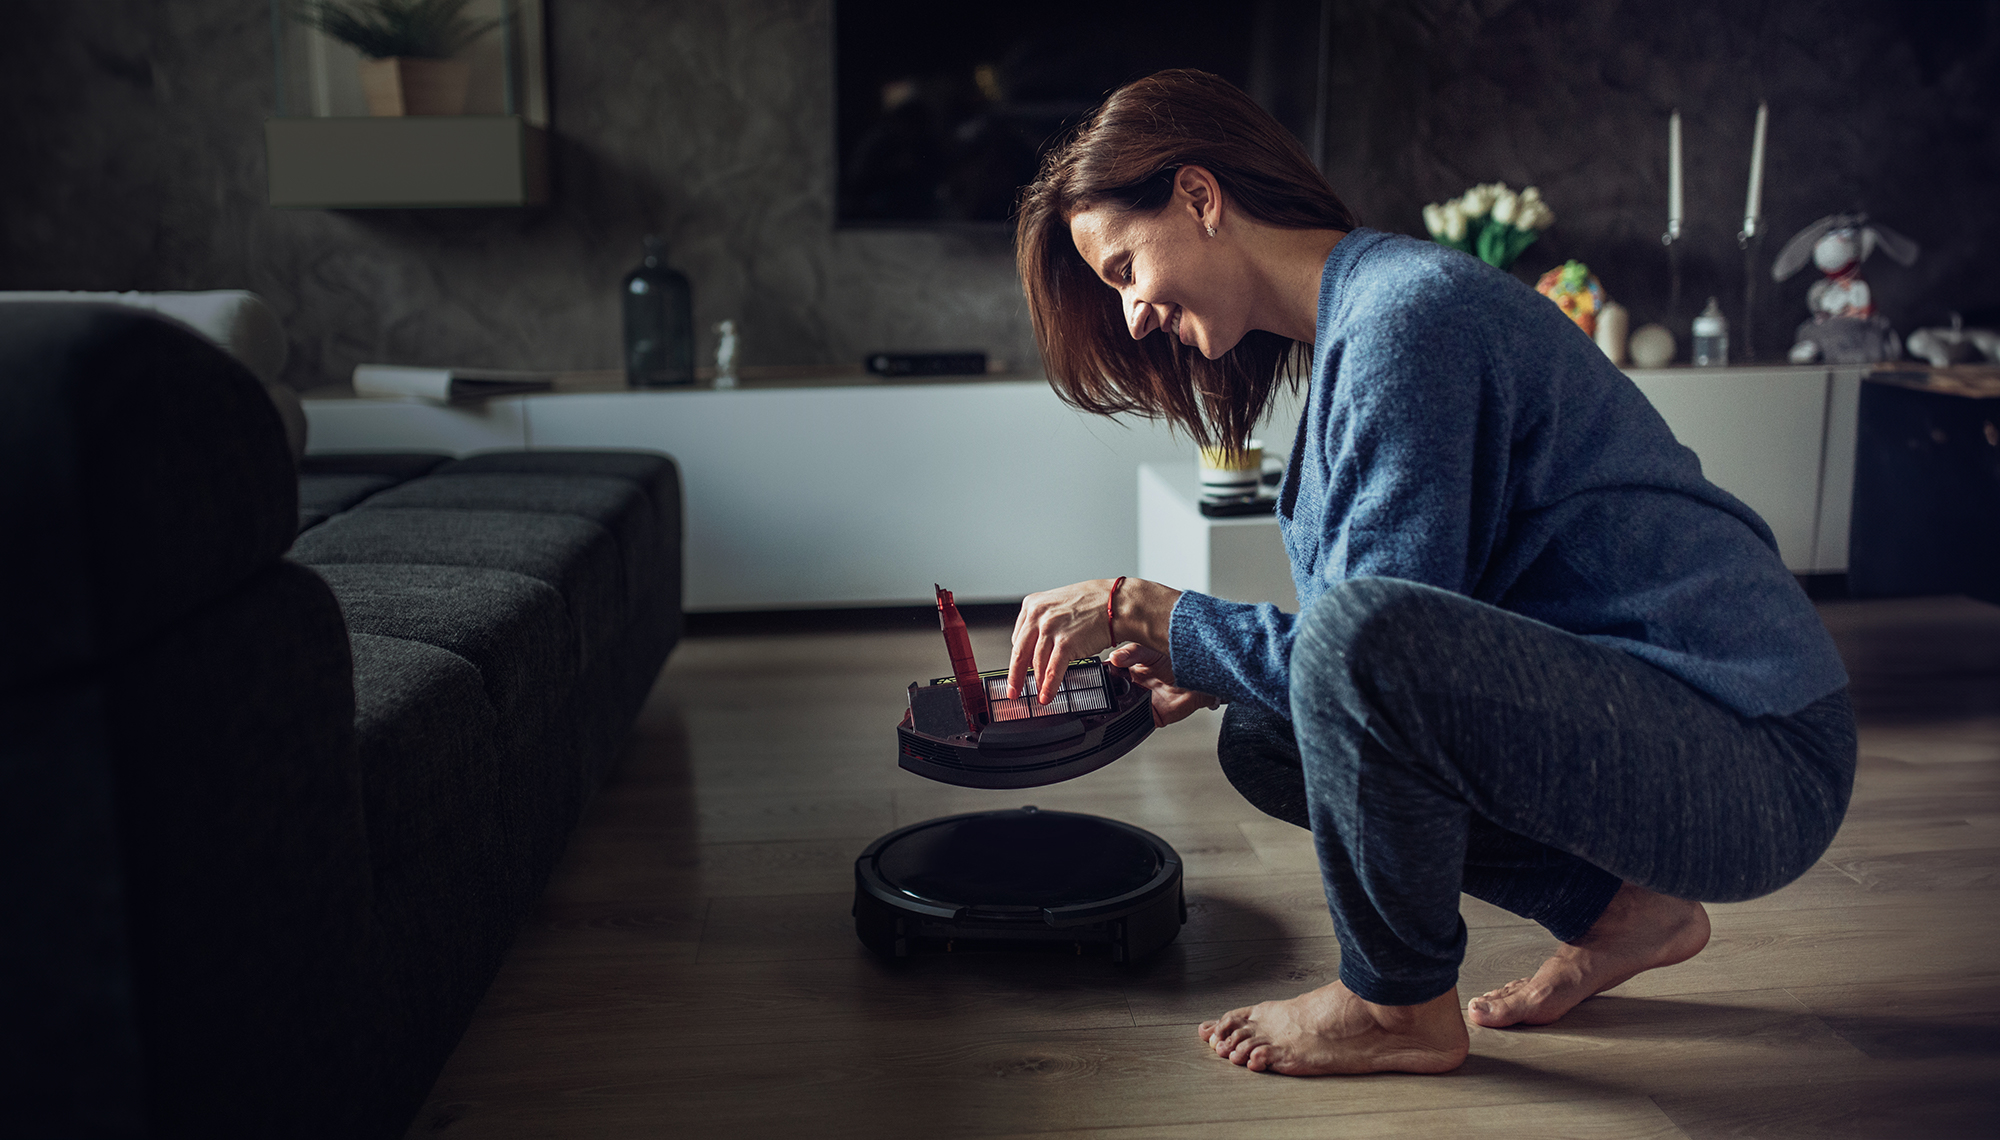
[623,236,694,387]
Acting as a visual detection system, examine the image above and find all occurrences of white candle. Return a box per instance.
[1668,111,1683,231]
[1744,102,1768,227]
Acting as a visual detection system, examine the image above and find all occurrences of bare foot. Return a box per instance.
[1197,983,1468,1075]
[1468,881,1711,1028]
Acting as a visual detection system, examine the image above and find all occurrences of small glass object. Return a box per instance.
[1692,296,1730,367]
[623,236,694,387]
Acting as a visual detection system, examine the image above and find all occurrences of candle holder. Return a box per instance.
[1738,218,1763,363]
[1662,220,1684,336]
[1737,101,1770,363]
[1664,109,1684,337]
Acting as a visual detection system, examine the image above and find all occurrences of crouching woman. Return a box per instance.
[1004,70,1856,1076]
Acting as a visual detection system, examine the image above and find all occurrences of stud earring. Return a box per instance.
[1205,224,1217,238]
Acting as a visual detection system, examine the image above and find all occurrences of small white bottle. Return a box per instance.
[1595,300,1630,366]
[714,319,740,389]
[1692,297,1729,367]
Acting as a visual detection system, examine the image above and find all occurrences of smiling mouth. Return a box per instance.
[1170,307,1189,344]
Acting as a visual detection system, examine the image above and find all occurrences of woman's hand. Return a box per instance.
[1108,642,1220,727]
[1008,577,1182,703]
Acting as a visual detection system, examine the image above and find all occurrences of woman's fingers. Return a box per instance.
[1009,580,1116,700]
[1110,643,1214,727]
[1107,640,1174,685]
[1006,622,1035,700]
[1010,597,1070,701]
[1149,686,1217,727]
[1010,593,1214,723]
[1035,629,1071,703]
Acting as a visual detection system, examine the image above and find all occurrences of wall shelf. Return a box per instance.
[265,116,548,209]
[266,0,548,209]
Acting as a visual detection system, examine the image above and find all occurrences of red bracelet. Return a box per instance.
[1106,576,1128,645]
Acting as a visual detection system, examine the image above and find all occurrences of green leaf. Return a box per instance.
[297,0,503,60]
[1476,222,1540,270]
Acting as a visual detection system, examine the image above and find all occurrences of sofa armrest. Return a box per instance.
[0,290,305,458]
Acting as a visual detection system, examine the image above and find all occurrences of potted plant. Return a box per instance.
[298,0,503,117]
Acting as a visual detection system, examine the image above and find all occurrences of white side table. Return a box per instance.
[1137,463,1299,610]
[1136,366,1863,598]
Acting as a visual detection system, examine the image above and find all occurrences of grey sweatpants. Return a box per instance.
[1216,577,1857,1005]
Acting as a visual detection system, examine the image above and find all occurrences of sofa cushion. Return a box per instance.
[436,451,682,621]
[437,452,682,544]
[312,564,578,745]
[300,453,452,480]
[290,508,625,671]
[297,454,451,530]
[356,473,663,614]
[439,450,679,504]
[298,474,406,533]
[347,633,503,876]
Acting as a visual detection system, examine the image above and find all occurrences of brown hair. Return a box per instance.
[1015,69,1355,454]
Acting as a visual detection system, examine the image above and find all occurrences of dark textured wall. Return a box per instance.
[1319,0,2000,358]
[2,0,1994,389]
[0,0,1036,388]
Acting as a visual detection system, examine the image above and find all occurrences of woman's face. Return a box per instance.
[1069,188,1246,360]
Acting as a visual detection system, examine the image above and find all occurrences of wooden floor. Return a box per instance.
[408,596,2000,1139]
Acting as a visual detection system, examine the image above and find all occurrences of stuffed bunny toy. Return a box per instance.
[1772,213,1919,364]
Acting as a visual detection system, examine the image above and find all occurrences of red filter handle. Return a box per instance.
[936,584,988,730]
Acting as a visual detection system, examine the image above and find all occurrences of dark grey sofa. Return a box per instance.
[1,304,682,1138]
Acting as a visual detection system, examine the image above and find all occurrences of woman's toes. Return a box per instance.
[1245,1044,1272,1071]
[1468,982,1524,1026]
[1469,976,1565,1027]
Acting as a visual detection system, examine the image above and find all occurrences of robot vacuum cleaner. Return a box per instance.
[854,806,1185,962]
[855,587,1186,961]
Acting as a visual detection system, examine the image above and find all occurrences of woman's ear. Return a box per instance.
[1175,165,1223,233]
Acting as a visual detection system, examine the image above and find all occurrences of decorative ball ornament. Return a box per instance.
[1628,323,1677,368]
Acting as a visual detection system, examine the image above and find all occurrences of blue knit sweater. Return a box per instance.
[1168,228,1847,720]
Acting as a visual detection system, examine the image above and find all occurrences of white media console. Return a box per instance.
[307,377,1246,611]
[304,365,1863,611]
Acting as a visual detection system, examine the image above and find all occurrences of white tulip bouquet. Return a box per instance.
[1422,182,1555,271]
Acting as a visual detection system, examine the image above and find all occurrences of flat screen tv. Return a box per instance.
[835,0,1322,227]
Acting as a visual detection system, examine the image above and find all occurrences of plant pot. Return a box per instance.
[357,57,472,117]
